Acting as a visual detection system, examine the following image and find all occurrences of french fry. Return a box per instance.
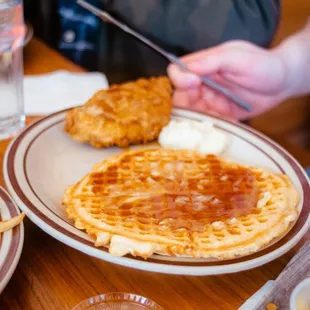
[0,213,25,233]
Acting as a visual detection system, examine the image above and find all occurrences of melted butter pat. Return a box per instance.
[109,235,156,259]
[158,119,229,155]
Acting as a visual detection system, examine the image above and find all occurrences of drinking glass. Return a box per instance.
[72,293,164,310]
[0,0,25,139]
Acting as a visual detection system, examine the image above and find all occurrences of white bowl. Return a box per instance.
[290,278,310,310]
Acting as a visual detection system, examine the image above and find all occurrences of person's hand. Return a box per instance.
[167,41,290,120]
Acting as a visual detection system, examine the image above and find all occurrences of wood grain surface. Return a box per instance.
[0,3,310,306]
[255,239,310,310]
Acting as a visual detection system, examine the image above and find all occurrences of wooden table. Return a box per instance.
[0,38,309,310]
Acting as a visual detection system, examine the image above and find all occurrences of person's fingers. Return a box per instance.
[173,90,191,108]
[213,83,283,120]
[201,71,282,102]
[186,86,235,118]
[172,86,231,117]
[222,58,285,94]
[187,48,256,77]
[172,84,274,121]
[168,51,252,92]
[168,40,268,89]
[172,81,253,120]
[198,74,251,118]
[205,95,233,117]
[168,42,263,90]
[179,46,221,63]
[191,80,280,120]
[187,87,203,106]
[193,98,237,121]
[178,40,257,64]
[219,40,263,53]
[168,42,245,89]
[167,64,201,89]
[173,87,203,107]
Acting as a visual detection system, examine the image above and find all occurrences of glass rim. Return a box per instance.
[72,292,164,310]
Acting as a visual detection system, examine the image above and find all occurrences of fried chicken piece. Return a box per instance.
[64,76,172,148]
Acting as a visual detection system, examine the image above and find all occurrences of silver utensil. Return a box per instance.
[77,0,252,112]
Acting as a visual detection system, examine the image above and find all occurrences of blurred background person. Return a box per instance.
[24,0,281,83]
[168,18,310,120]
[168,18,310,174]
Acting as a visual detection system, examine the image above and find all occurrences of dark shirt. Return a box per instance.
[57,0,102,71]
[25,0,281,83]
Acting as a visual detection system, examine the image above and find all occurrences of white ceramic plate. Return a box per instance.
[24,22,33,46]
[3,109,310,276]
[0,187,24,293]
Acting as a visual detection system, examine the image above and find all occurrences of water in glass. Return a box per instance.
[0,0,25,139]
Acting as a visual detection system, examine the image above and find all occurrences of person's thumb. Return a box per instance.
[167,64,201,90]
[187,49,251,77]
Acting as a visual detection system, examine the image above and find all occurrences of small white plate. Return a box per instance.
[0,187,24,293]
[3,108,310,275]
[290,277,310,310]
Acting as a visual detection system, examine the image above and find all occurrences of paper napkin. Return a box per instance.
[24,70,109,115]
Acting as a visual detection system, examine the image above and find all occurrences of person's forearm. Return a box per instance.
[273,19,310,99]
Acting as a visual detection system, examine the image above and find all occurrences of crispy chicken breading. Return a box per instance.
[64,76,172,148]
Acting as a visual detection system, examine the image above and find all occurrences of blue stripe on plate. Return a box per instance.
[305,168,310,177]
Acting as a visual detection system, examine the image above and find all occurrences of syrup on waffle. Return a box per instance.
[63,149,299,259]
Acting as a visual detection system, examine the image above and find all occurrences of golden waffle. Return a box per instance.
[64,77,172,148]
[63,149,299,259]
